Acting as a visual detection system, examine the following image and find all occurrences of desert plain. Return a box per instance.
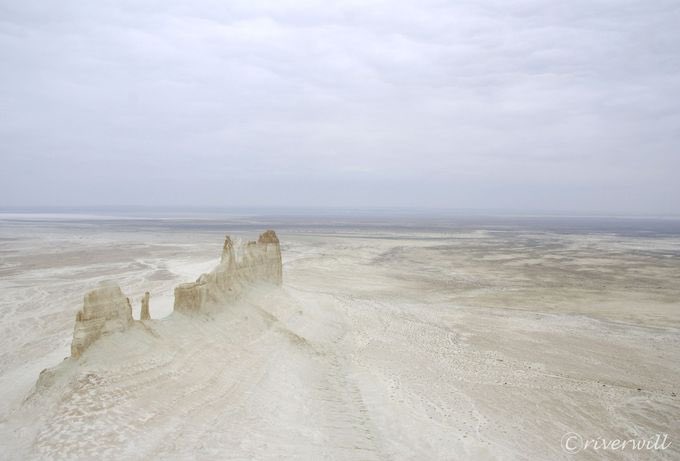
[0,212,678,460]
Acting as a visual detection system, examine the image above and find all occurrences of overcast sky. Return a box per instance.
[1,0,679,214]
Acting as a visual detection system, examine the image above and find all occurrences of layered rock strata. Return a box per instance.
[68,231,282,358]
[173,230,282,313]
[70,282,134,358]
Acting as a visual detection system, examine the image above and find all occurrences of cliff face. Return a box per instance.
[257,230,283,285]
[70,283,134,358]
[173,230,282,314]
[68,230,283,358]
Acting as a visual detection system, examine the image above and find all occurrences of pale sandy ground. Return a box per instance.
[0,215,679,460]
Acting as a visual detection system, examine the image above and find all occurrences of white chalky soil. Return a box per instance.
[1,214,679,460]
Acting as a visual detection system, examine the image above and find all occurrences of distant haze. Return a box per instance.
[1,1,679,214]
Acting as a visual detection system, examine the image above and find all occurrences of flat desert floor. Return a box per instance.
[0,213,679,460]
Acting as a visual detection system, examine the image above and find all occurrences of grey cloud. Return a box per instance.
[1,0,679,213]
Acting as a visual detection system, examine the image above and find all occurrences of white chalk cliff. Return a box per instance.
[70,283,134,358]
[68,230,282,358]
[174,230,282,313]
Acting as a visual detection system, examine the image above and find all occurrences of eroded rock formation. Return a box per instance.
[70,282,134,358]
[68,231,283,358]
[174,230,282,313]
[140,292,150,321]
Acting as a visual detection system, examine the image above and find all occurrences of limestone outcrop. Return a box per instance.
[68,231,283,358]
[70,282,134,358]
[173,230,282,313]
[140,292,150,321]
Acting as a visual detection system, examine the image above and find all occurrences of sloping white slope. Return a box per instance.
[2,230,679,460]
[15,286,388,460]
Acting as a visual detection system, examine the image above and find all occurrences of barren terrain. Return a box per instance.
[0,213,679,460]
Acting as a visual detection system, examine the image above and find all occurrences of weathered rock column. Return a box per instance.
[257,229,283,285]
[140,292,151,321]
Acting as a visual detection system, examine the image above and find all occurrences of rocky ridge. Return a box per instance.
[69,230,282,359]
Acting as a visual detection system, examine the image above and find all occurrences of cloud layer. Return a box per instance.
[1,0,679,213]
